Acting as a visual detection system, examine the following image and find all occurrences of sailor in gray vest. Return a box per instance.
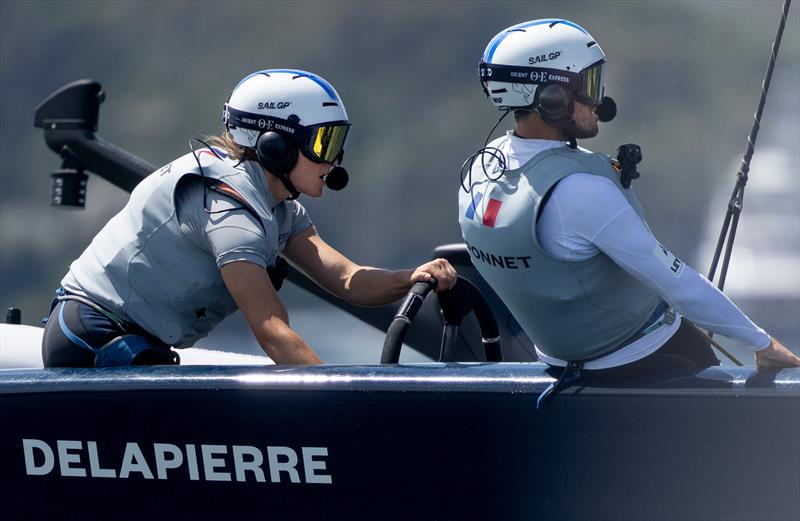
[42,69,456,367]
[459,19,800,377]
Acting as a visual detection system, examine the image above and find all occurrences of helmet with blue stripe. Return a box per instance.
[223,69,350,164]
[479,19,607,110]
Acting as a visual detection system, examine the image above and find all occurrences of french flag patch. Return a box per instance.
[465,193,503,228]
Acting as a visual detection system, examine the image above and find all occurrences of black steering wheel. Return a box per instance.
[380,276,502,364]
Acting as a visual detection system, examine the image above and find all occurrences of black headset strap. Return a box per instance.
[533,84,574,125]
[254,133,301,200]
[530,85,578,149]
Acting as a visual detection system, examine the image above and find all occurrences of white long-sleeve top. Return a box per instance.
[488,132,769,369]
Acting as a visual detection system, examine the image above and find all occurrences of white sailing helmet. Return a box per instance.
[223,69,350,163]
[479,19,607,110]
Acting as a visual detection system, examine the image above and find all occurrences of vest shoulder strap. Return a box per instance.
[203,178,261,224]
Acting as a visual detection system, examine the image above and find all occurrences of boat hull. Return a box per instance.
[2,364,799,520]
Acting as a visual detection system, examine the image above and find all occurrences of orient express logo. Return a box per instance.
[525,71,568,84]
[529,71,547,82]
[272,122,295,134]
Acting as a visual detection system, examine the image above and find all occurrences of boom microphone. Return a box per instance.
[596,96,617,122]
[324,166,349,191]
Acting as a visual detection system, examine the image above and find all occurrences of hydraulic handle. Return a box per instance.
[437,276,502,362]
[380,279,438,364]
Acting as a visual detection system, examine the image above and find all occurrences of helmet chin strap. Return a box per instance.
[274,171,301,201]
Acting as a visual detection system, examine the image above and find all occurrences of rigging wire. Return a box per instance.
[708,0,792,290]
[704,0,791,354]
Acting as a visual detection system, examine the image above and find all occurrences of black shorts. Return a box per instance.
[42,297,178,368]
[580,319,721,380]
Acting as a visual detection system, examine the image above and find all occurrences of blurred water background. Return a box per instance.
[1,0,797,363]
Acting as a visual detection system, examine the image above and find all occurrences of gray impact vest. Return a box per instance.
[63,150,292,347]
[458,146,661,361]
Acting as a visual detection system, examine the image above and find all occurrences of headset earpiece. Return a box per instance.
[255,131,298,176]
[535,83,574,129]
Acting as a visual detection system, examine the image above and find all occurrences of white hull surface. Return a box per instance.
[0,323,273,369]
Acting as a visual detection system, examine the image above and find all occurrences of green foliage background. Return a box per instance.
[1,1,798,354]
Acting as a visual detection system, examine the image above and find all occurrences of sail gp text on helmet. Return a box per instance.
[258,101,291,110]
[529,51,561,64]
